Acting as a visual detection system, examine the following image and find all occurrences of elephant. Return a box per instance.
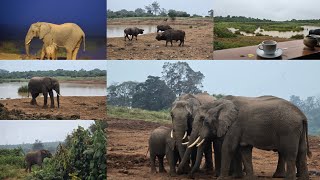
[44,41,58,60]
[149,126,180,176]
[177,102,243,178]
[28,77,61,108]
[25,149,52,172]
[25,22,85,60]
[170,93,216,174]
[309,29,320,35]
[191,95,312,180]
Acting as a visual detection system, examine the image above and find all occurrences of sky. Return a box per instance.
[0,120,94,145]
[107,0,213,16]
[215,0,320,21]
[0,0,106,39]
[0,61,107,72]
[107,60,320,100]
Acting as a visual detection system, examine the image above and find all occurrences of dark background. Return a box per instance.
[0,0,106,59]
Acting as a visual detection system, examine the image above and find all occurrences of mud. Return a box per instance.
[107,18,213,60]
[0,96,106,120]
[107,118,320,180]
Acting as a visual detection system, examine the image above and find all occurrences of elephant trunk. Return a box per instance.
[25,30,33,56]
[190,141,205,177]
[55,86,60,108]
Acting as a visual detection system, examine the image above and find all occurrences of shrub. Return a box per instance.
[214,26,237,38]
[290,34,304,39]
[18,85,28,93]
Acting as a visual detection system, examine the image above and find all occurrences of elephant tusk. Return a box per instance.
[170,130,173,138]
[196,139,205,147]
[57,93,62,96]
[188,137,200,148]
[182,131,187,140]
[26,40,31,45]
[182,142,189,145]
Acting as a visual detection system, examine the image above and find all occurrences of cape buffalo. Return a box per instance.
[157,24,172,32]
[124,27,144,41]
[309,29,320,35]
[156,29,185,47]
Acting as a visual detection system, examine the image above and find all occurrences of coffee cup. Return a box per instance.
[258,40,278,55]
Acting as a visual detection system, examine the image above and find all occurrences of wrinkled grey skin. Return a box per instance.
[124,27,144,41]
[149,126,180,176]
[156,29,185,47]
[178,102,243,178]
[195,95,311,180]
[25,149,52,172]
[309,29,320,35]
[28,77,60,108]
[25,22,85,60]
[170,93,216,174]
[156,24,172,32]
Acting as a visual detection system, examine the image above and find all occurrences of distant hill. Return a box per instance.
[0,141,62,154]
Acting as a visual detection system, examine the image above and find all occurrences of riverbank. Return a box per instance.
[0,77,106,84]
[107,17,213,60]
[0,96,106,120]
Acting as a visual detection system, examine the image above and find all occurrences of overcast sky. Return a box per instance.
[107,60,320,100]
[0,61,107,72]
[215,0,320,21]
[107,0,213,16]
[0,120,93,145]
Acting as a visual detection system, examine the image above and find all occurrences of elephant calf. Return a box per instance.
[44,42,58,60]
[25,149,52,172]
[149,126,180,176]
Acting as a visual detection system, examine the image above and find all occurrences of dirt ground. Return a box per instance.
[0,96,106,120]
[107,118,320,180]
[107,18,213,60]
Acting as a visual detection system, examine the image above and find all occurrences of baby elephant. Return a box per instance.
[25,149,52,172]
[156,29,185,47]
[124,27,144,41]
[44,42,58,60]
[149,126,180,176]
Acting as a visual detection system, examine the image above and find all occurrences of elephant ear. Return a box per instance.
[39,24,51,39]
[216,100,238,137]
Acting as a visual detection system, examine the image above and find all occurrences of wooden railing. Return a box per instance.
[214,40,320,60]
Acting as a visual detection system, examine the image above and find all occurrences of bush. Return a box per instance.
[214,26,237,38]
[18,85,28,93]
[290,34,304,39]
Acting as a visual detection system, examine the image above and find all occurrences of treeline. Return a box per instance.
[0,141,61,154]
[0,68,106,79]
[107,62,206,111]
[290,95,320,135]
[215,15,320,23]
[107,1,212,18]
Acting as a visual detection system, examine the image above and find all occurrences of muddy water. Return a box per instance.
[0,82,106,99]
[107,25,157,37]
[228,26,320,38]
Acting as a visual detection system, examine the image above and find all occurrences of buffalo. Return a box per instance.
[309,29,320,35]
[156,24,172,32]
[124,27,144,41]
[156,29,185,47]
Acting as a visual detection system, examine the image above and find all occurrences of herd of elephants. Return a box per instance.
[148,93,312,179]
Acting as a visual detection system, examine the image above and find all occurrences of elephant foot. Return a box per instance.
[244,175,258,180]
[169,171,177,177]
[217,176,230,180]
[272,172,285,178]
[232,172,244,178]
[188,173,196,179]
[50,105,55,108]
[159,169,167,173]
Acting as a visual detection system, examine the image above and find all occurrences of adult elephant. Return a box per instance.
[28,77,61,108]
[25,149,52,172]
[192,95,311,180]
[178,102,243,178]
[25,22,85,60]
[170,93,216,174]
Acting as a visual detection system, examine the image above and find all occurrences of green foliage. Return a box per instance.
[0,148,25,179]
[132,76,176,111]
[212,94,225,99]
[0,164,24,179]
[32,139,44,151]
[291,34,304,39]
[214,25,237,38]
[107,105,171,123]
[18,84,28,93]
[107,81,139,107]
[0,41,20,54]
[162,62,205,96]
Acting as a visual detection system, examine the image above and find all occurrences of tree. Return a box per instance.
[208,9,214,17]
[159,8,167,16]
[132,76,176,111]
[135,8,146,16]
[107,81,139,107]
[151,1,161,15]
[168,10,177,20]
[161,62,204,96]
[145,5,153,14]
[32,139,44,151]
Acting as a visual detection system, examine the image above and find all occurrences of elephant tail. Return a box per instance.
[83,34,86,52]
[304,119,312,158]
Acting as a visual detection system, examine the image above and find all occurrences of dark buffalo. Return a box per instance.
[309,29,320,35]
[124,27,144,41]
[156,29,185,47]
[157,24,172,32]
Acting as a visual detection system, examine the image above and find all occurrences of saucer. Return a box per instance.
[256,48,283,59]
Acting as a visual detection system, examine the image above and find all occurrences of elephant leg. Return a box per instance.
[49,90,54,108]
[296,135,309,179]
[30,93,39,105]
[72,40,81,60]
[213,139,222,177]
[40,46,45,60]
[240,146,255,178]
[273,152,286,178]
[190,142,206,178]
[150,152,157,173]
[158,155,166,173]
[281,136,299,180]
[166,149,177,176]
[231,147,243,178]
[43,92,48,108]
[203,141,214,173]
[171,40,173,47]
[66,49,72,60]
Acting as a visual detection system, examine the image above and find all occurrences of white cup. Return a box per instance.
[258,40,278,55]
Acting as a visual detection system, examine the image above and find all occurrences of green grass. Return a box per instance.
[107,106,171,124]
[18,85,28,93]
